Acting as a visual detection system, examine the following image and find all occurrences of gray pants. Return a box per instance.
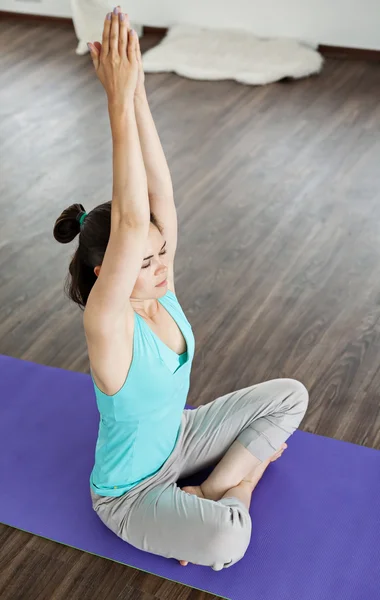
[91,378,309,570]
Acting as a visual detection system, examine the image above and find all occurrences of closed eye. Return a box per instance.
[142,248,167,269]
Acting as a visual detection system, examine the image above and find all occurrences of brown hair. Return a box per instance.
[53,201,162,309]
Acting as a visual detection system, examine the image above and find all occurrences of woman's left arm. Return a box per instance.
[134,87,178,258]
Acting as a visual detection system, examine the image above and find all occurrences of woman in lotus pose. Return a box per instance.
[54,6,308,570]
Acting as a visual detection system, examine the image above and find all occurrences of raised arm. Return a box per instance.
[88,9,149,227]
[109,99,149,227]
[85,9,150,326]
[91,8,178,281]
[131,11,178,262]
[133,87,178,261]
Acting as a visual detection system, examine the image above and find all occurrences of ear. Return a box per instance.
[94,266,101,277]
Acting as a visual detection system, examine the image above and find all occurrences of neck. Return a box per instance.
[130,297,160,319]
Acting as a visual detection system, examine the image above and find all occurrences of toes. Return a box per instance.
[271,444,288,461]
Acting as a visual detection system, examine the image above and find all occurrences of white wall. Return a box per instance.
[130,0,380,50]
[0,0,72,17]
[1,0,379,50]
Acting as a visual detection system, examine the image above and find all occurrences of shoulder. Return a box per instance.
[84,305,135,396]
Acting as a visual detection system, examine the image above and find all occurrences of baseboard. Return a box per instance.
[143,26,168,36]
[319,44,380,61]
[1,13,379,61]
[0,11,73,23]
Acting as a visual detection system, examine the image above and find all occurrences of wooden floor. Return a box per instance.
[1,14,380,600]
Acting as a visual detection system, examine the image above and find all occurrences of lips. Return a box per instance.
[156,278,167,286]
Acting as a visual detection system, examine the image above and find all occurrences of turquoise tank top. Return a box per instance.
[90,289,195,497]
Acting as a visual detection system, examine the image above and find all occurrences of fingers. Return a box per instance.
[118,11,129,56]
[135,30,142,64]
[109,7,120,55]
[99,7,131,61]
[127,28,137,63]
[101,12,112,56]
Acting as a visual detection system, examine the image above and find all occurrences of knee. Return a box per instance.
[206,506,252,570]
[282,378,309,415]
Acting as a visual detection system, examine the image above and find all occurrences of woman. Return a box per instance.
[54,7,309,570]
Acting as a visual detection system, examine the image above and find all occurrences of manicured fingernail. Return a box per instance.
[119,13,125,21]
[87,43,92,51]
[130,29,135,35]
[113,7,118,14]
[107,13,111,20]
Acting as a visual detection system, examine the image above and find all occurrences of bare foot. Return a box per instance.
[178,486,205,565]
[243,443,288,489]
[178,445,287,565]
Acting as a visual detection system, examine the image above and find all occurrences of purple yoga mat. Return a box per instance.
[0,354,379,600]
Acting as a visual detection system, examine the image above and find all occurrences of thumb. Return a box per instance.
[87,43,99,70]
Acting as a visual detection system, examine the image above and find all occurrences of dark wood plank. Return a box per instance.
[0,14,379,600]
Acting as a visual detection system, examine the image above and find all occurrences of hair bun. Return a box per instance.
[53,203,86,244]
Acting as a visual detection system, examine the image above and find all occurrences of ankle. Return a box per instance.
[241,478,255,490]
[200,483,222,502]
[200,482,216,499]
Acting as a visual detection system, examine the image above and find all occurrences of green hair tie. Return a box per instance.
[78,212,87,228]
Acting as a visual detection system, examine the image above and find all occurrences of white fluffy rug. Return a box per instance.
[142,25,323,85]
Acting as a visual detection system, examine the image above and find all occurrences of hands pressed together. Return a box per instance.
[87,6,145,105]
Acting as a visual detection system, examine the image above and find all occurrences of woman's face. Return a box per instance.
[131,223,169,299]
[94,223,169,299]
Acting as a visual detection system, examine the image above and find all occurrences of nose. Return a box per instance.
[156,259,166,271]
[155,264,167,276]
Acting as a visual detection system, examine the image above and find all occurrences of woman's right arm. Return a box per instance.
[84,11,149,329]
[84,102,150,324]
[109,100,149,228]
